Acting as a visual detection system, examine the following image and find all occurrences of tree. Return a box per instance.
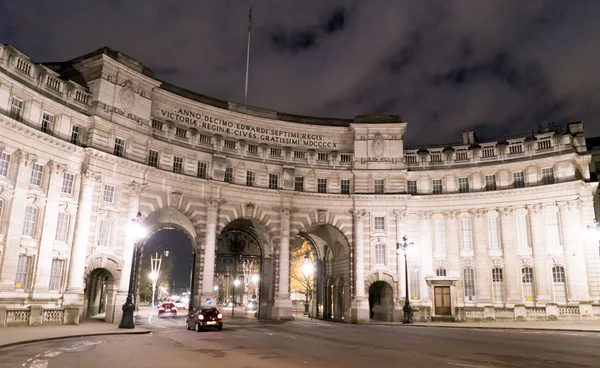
[290,240,315,297]
[139,252,174,303]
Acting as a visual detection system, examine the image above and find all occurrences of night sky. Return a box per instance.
[144,229,193,293]
[2,1,600,143]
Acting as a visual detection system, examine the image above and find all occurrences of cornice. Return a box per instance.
[1,116,85,155]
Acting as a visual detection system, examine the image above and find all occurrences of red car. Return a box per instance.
[158,302,177,318]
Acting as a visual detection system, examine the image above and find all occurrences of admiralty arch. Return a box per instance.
[0,43,599,327]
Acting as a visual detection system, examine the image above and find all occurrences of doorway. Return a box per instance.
[434,286,451,316]
[368,281,394,322]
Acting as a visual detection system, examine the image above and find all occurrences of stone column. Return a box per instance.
[559,200,590,302]
[499,206,520,305]
[351,209,369,323]
[32,163,66,297]
[527,204,550,303]
[418,211,434,302]
[64,170,100,300]
[113,181,146,323]
[200,198,218,306]
[273,207,293,319]
[472,209,491,303]
[443,211,461,278]
[0,151,34,292]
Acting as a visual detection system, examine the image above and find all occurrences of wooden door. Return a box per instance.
[434,286,451,316]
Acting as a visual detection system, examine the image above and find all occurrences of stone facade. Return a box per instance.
[0,43,599,326]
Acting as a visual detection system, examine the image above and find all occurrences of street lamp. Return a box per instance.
[232,279,241,317]
[397,235,414,324]
[150,249,169,307]
[119,212,147,329]
[302,253,314,316]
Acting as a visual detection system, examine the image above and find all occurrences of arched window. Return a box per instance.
[22,205,37,237]
[436,268,447,277]
[97,219,111,247]
[491,268,504,302]
[552,266,566,303]
[463,268,476,301]
[55,212,69,242]
[521,267,535,302]
[374,243,385,265]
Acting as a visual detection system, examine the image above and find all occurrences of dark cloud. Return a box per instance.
[1,0,599,144]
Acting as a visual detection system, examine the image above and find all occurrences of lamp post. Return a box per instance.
[396,235,414,324]
[119,212,147,329]
[302,253,314,316]
[232,279,240,316]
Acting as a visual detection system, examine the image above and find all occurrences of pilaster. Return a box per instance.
[558,200,590,302]
[272,207,293,320]
[527,203,551,303]
[351,209,369,323]
[471,208,491,303]
[418,211,433,301]
[499,206,520,305]
[200,198,219,305]
[443,211,461,279]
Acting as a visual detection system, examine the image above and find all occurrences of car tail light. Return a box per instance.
[217,313,223,319]
[198,315,204,320]
[159,307,165,311]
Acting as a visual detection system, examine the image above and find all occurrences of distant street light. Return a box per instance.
[232,279,241,317]
[302,253,314,316]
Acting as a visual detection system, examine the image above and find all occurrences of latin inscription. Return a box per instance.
[156,107,339,148]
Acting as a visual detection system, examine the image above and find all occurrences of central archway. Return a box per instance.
[215,218,271,318]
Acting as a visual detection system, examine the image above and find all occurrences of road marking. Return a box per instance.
[30,360,48,368]
[447,362,489,368]
[44,351,62,358]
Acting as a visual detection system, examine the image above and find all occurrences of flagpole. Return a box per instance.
[244,1,253,105]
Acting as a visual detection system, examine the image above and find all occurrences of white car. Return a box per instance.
[173,300,187,310]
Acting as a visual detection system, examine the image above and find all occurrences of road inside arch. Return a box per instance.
[2,309,599,368]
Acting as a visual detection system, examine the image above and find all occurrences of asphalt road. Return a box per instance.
[1,309,600,368]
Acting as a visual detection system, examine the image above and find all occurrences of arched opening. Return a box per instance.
[292,224,351,321]
[290,238,317,317]
[215,218,269,319]
[368,281,394,322]
[84,268,115,322]
[138,229,194,311]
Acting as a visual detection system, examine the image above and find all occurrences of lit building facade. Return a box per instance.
[0,43,599,326]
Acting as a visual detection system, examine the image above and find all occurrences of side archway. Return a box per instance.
[365,271,396,322]
[83,254,123,323]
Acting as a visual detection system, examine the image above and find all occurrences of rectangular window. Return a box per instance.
[461,218,473,250]
[30,163,44,187]
[224,167,233,183]
[61,172,74,194]
[41,112,54,135]
[114,138,125,157]
[434,219,445,252]
[293,151,306,160]
[432,179,443,194]
[411,268,421,300]
[70,125,81,145]
[148,150,159,167]
[317,153,329,162]
[552,266,566,303]
[436,268,447,277]
[374,243,386,265]
[55,212,69,242]
[22,205,37,237]
[9,97,23,121]
[407,180,417,195]
[374,216,385,231]
[173,156,183,174]
[151,120,163,131]
[513,172,525,188]
[102,184,115,203]
[317,178,327,193]
[197,162,207,179]
[198,134,211,145]
[340,154,352,162]
[268,174,279,189]
[492,268,504,303]
[464,268,476,301]
[270,148,282,157]
[98,220,111,247]
[522,267,535,303]
[341,179,350,194]
[224,140,236,150]
[15,255,32,290]
[485,175,497,191]
[546,212,561,249]
[374,179,384,194]
[487,217,500,249]
[516,214,529,249]
[49,259,65,291]
[542,168,554,185]
[247,144,259,154]
[294,176,304,191]
[0,152,11,178]
[246,171,254,186]
[458,177,469,193]
[175,127,187,138]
